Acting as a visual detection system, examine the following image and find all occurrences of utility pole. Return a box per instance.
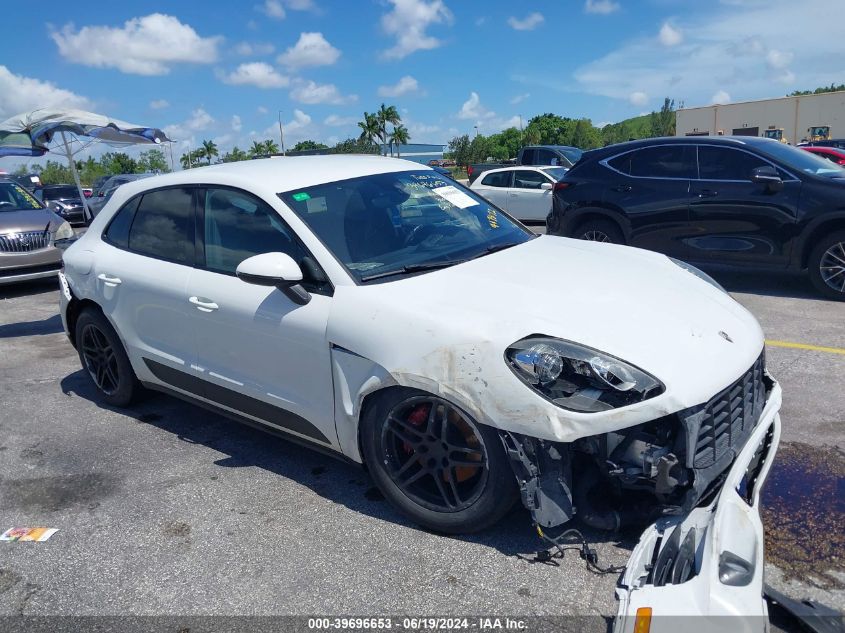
[473,125,479,138]
[278,111,286,155]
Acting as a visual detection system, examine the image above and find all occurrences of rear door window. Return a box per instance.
[480,171,512,187]
[608,146,696,179]
[697,146,769,181]
[103,197,141,249]
[128,187,195,264]
[521,149,535,165]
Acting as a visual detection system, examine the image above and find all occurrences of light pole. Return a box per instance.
[473,125,479,138]
[278,110,286,155]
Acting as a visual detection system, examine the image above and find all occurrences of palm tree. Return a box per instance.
[389,125,410,157]
[180,152,192,169]
[377,104,400,155]
[263,139,280,154]
[357,112,380,148]
[249,140,265,158]
[202,139,219,165]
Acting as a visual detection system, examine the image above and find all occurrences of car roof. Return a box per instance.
[113,155,430,201]
[582,135,787,161]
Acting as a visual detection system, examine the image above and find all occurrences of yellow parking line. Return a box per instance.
[766,340,845,356]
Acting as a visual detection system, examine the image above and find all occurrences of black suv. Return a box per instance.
[548,136,845,300]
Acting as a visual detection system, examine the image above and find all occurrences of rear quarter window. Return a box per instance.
[103,197,140,249]
[127,187,195,264]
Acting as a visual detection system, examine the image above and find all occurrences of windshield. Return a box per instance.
[0,183,45,211]
[557,147,583,165]
[280,170,533,282]
[757,141,845,178]
[540,167,567,181]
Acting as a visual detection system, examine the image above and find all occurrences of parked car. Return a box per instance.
[35,184,87,226]
[470,165,566,224]
[548,136,845,300]
[797,138,845,150]
[801,145,845,166]
[61,156,781,622]
[0,179,74,284]
[88,173,155,217]
[467,145,583,184]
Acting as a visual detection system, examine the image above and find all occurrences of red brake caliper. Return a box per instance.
[404,403,430,453]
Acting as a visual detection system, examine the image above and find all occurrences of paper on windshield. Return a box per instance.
[432,185,478,209]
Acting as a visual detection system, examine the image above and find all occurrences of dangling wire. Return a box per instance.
[531,524,626,575]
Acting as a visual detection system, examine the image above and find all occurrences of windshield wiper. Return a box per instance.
[469,241,524,260]
[360,259,466,282]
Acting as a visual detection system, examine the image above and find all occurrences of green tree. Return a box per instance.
[138,149,169,173]
[333,137,379,154]
[388,124,410,157]
[357,112,380,147]
[201,139,219,164]
[262,139,280,154]
[446,134,472,167]
[100,152,139,175]
[524,113,575,145]
[649,98,676,137]
[291,140,328,152]
[37,160,73,185]
[377,103,401,155]
[221,146,249,162]
[789,83,845,96]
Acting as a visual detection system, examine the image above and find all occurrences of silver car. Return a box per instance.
[0,179,74,284]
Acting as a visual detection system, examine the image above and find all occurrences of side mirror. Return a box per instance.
[540,182,553,190]
[236,252,311,305]
[750,166,783,191]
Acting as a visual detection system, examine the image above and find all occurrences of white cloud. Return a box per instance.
[628,91,648,106]
[231,115,242,132]
[380,0,454,60]
[290,80,357,105]
[510,92,530,104]
[186,108,214,131]
[766,49,793,69]
[234,41,275,56]
[273,109,315,145]
[0,65,91,119]
[574,0,844,109]
[507,12,544,31]
[377,75,421,97]
[658,22,683,46]
[163,108,215,146]
[323,114,357,127]
[257,106,268,114]
[258,0,285,19]
[711,90,731,104]
[218,62,289,88]
[585,0,620,14]
[457,91,495,121]
[50,14,221,75]
[277,32,340,69]
[149,99,170,110]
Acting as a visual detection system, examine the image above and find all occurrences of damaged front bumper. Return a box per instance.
[614,380,782,632]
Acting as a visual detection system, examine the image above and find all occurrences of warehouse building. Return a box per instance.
[675,91,845,144]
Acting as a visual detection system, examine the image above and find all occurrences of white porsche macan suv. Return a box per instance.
[60,156,781,621]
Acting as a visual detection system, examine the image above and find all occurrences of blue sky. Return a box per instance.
[1,0,843,166]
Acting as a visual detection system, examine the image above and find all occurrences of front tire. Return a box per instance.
[572,218,624,244]
[808,231,845,301]
[360,389,518,534]
[75,308,140,406]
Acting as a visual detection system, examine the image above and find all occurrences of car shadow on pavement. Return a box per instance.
[0,278,59,300]
[59,368,636,561]
[0,313,63,338]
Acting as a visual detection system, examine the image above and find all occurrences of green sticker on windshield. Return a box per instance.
[292,192,311,201]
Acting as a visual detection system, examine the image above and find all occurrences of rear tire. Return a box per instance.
[808,231,845,301]
[75,308,140,407]
[572,218,625,245]
[360,388,518,534]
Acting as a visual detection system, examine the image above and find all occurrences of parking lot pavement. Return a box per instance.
[0,274,842,625]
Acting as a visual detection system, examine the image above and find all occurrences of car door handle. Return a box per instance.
[189,296,219,312]
[96,273,121,286]
[612,185,632,192]
[697,189,718,198]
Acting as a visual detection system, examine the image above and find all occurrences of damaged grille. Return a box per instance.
[0,230,50,253]
[692,353,766,469]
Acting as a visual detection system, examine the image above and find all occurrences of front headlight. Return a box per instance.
[54,221,74,241]
[505,337,664,412]
[669,257,727,293]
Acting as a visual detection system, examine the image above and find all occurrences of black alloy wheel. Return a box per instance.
[380,395,489,512]
[809,230,845,301]
[573,218,624,245]
[80,323,120,395]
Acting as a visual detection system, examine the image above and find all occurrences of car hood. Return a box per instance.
[327,236,764,440]
[0,209,63,233]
